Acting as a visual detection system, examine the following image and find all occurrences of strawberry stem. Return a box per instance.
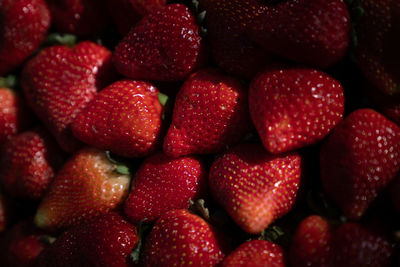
[158,93,169,106]
[0,75,17,88]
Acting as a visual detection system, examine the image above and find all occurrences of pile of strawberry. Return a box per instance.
[0,0,399,266]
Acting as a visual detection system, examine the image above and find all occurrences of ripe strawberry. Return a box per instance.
[107,0,167,35]
[141,209,225,266]
[71,80,165,158]
[113,3,207,82]
[320,108,400,220]
[46,0,110,37]
[332,222,394,267]
[163,68,250,157]
[199,0,274,79]
[249,68,345,154]
[221,240,285,267]
[0,127,64,199]
[34,147,131,231]
[0,0,50,75]
[209,143,302,234]
[0,221,50,267]
[354,0,400,95]
[289,215,333,267]
[248,0,350,68]
[124,152,207,224]
[21,41,115,152]
[35,212,139,267]
[0,87,33,145]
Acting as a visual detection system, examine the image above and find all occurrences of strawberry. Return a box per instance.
[71,79,165,158]
[320,108,400,220]
[34,147,131,231]
[289,215,332,267]
[290,215,395,267]
[248,0,350,68]
[21,41,116,152]
[163,68,250,157]
[0,87,33,145]
[0,0,50,75]
[35,212,139,267]
[45,0,110,37]
[221,240,285,267]
[0,220,51,267]
[124,152,207,224]
[0,127,64,199]
[354,0,400,95]
[113,3,207,82]
[107,0,167,35]
[332,222,394,267]
[141,209,225,266]
[199,0,274,79]
[209,143,302,234]
[249,68,345,154]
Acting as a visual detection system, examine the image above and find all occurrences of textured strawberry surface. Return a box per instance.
[0,0,50,75]
[209,143,302,234]
[72,79,164,158]
[21,42,115,152]
[124,152,207,224]
[320,108,400,220]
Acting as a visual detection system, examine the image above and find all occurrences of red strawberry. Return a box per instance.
[289,215,332,267]
[71,79,165,158]
[107,0,167,35]
[0,192,12,232]
[0,87,33,145]
[0,0,50,75]
[113,3,207,82]
[35,212,139,267]
[163,68,250,157]
[320,108,400,220]
[354,0,400,95]
[332,222,394,267]
[0,221,51,267]
[124,152,207,224]
[21,41,115,152]
[0,127,64,199]
[199,0,275,79]
[221,240,285,267]
[249,68,345,154]
[45,0,110,37]
[209,143,302,234]
[34,147,131,231]
[248,0,350,68]
[141,209,225,266]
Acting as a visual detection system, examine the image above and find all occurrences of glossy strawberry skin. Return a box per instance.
[289,215,333,267]
[34,147,131,231]
[0,127,64,199]
[199,0,274,79]
[72,79,164,158]
[355,0,400,95]
[320,109,400,220]
[124,152,207,224]
[221,240,285,267]
[0,221,49,267]
[249,68,345,154]
[141,209,225,267]
[248,0,350,68]
[46,0,110,37]
[0,0,50,75]
[209,143,302,234]
[0,88,33,145]
[107,0,167,35]
[113,4,207,82]
[21,42,115,152]
[163,68,250,157]
[35,212,139,267]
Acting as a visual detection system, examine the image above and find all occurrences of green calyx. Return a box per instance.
[130,220,151,264]
[105,151,131,175]
[0,75,17,88]
[259,225,285,243]
[44,33,77,47]
[158,92,169,106]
